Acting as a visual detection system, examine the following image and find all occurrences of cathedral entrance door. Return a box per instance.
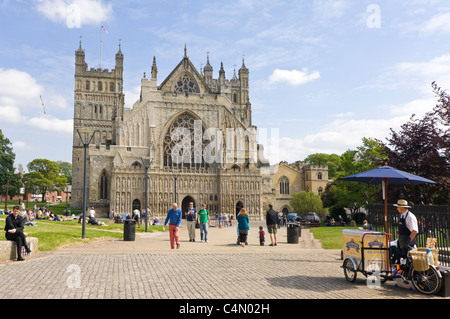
[181,196,195,219]
[132,199,141,212]
[235,201,243,217]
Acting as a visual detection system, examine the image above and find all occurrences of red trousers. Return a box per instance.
[169,224,180,249]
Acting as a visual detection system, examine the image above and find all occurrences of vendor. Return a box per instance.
[394,199,418,259]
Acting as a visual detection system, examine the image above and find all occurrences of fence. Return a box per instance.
[366,204,450,268]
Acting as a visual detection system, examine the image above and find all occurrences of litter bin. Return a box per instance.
[124,219,136,241]
[287,222,300,244]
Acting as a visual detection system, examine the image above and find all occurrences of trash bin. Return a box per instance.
[124,219,136,241]
[287,222,300,244]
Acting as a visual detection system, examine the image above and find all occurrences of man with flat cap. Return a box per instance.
[394,199,418,260]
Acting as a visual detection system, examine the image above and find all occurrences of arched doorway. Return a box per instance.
[235,201,243,217]
[181,195,195,219]
[132,199,141,212]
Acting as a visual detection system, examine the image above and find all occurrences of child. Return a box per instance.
[258,226,265,246]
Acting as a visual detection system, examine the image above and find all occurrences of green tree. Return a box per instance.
[23,159,67,202]
[289,191,326,218]
[321,138,388,220]
[303,153,342,179]
[57,161,72,184]
[0,130,22,200]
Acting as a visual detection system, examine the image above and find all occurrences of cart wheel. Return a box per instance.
[343,258,357,283]
[411,266,442,295]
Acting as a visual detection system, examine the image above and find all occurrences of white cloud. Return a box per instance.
[420,12,450,36]
[268,68,320,86]
[26,116,73,134]
[12,141,32,150]
[34,0,113,28]
[0,106,24,123]
[0,68,72,134]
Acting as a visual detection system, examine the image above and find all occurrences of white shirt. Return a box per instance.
[89,209,95,218]
[401,210,418,233]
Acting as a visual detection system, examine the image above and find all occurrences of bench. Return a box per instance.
[0,237,38,261]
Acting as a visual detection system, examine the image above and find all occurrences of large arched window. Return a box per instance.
[163,112,208,168]
[279,176,289,195]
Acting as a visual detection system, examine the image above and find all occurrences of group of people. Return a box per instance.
[164,202,211,249]
[109,207,160,227]
[161,202,282,249]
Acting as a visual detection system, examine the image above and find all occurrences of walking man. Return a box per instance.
[164,203,182,249]
[266,204,279,246]
[197,204,210,243]
[185,202,197,242]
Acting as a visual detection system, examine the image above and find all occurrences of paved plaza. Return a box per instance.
[0,220,447,304]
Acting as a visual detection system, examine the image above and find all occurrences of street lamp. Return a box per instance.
[141,157,152,232]
[77,129,95,239]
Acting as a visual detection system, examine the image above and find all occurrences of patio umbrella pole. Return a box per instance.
[383,178,389,233]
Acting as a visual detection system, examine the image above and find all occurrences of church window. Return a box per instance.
[279,176,289,195]
[174,73,199,94]
[318,172,323,180]
[86,81,90,90]
[318,187,323,195]
[99,171,108,200]
[233,93,237,103]
[110,82,115,92]
[163,112,208,168]
[98,81,103,91]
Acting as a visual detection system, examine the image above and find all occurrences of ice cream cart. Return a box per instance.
[342,229,392,283]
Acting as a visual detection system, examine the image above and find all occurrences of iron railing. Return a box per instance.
[367,204,450,268]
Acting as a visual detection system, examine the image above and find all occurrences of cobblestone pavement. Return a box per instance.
[0,221,447,301]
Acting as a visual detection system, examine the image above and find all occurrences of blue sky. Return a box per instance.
[1,0,450,172]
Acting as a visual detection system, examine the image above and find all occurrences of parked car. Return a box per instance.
[305,212,320,223]
[287,213,302,223]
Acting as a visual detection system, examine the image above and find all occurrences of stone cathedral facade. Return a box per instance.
[71,42,328,220]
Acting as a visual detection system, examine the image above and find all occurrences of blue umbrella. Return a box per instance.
[340,165,437,232]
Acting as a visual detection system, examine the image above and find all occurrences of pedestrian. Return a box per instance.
[89,207,96,219]
[266,204,279,246]
[258,226,265,246]
[394,199,418,261]
[133,208,141,228]
[185,202,197,242]
[163,203,182,249]
[4,206,31,261]
[145,206,152,229]
[197,204,210,243]
[237,208,249,247]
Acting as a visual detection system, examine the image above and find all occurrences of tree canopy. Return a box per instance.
[22,159,67,201]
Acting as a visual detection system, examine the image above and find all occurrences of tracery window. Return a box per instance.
[279,176,289,195]
[163,112,208,168]
[174,73,199,94]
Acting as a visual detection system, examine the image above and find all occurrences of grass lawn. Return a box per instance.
[0,216,164,252]
[310,225,360,249]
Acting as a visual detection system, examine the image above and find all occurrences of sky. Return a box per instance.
[1,0,450,172]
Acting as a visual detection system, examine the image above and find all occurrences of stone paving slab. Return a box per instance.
[0,221,447,302]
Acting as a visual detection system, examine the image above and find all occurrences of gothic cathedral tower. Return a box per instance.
[71,41,124,210]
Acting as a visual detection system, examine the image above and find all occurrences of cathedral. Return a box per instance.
[71,42,328,220]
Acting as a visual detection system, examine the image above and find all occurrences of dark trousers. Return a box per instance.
[5,231,29,258]
[239,230,248,243]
